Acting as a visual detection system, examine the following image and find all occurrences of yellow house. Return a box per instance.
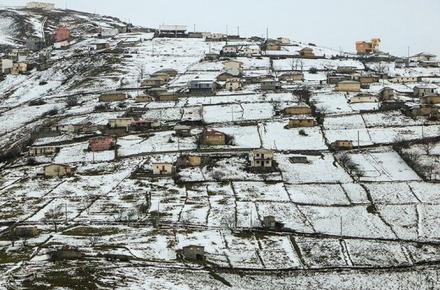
[336,80,361,92]
[250,149,274,168]
[44,164,73,177]
[331,140,353,150]
[284,105,312,115]
[288,118,316,128]
[421,94,440,104]
[201,129,226,145]
[99,91,127,102]
[108,118,134,128]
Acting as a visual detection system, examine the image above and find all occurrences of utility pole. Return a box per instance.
[194,24,196,33]
[237,26,240,37]
[65,203,68,224]
[357,130,360,149]
[226,25,229,35]
[266,27,269,40]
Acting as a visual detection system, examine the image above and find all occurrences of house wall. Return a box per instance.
[288,119,315,128]
[109,118,133,128]
[202,133,225,145]
[99,93,126,102]
[153,163,174,175]
[350,96,379,103]
[284,106,312,115]
[336,82,361,92]
[44,165,72,177]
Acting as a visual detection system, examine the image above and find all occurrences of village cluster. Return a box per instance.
[1,2,440,288]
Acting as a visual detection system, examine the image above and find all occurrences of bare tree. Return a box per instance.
[43,205,64,232]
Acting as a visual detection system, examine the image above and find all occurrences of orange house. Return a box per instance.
[54,25,70,43]
[356,38,381,55]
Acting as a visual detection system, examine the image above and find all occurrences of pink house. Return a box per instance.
[89,136,115,152]
[54,25,70,43]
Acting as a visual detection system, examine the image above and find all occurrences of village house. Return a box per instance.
[0,59,13,74]
[409,52,437,63]
[54,25,70,43]
[262,216,284,231]
[26,2,55,9]
[178,245,205,261]
[157,25,187,38]
[223,60,243,73]
[181,155,202,167]
[200,129,227,145]
[357,75,380,85]
[288,117,316,128]
[142,77,167,87]
[263,39,282,51]
[356,38,381,55]
[135,94,153,103]
[390,76,418,84]
[241,45,260,56]
[156,91,178,102]
[261,80,281,91]
[99,27,119,38]
[299,47,315,59]
[108,117,134,129]
[327,74,352,85]
[217,71,240,82]
[99,91,128,102]
[336,66,357,74]
[250,149,274,168]
[29,146,60,156]
[349,93,379,103]
[414,85,437,98]
[44,164,73,178]
[279,72,304,82]
[421,94,440,105]
[90,41,110,51]
[284,105,312,115]
[150,72,171,82]
[11,63,28,75]
[204,53,220,61]
[152,162,175,175]
[277,37,290,44]
[221,45,239,56]
[205,33,228,41]
[129,120,161,132]
[89,136,115,152]
[189,80,217,94]
[335,80,361,92]
[379,87,395,101]
[175,125,192,137]
[406,104,440,118]
[331,140,354,150]
[225,78,242,91]
[380,100,406,111]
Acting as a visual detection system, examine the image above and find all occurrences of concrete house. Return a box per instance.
[225,78,242,91]
[262,216,284,231]
[201,129,226,145]
[284,105,312,115]
[179,245,205,261]
[99,27,119,38]
[135,94,154,103]
[44,164,73,177]
[261,80,281,91]
[180,155,202,167]
[288,118,316,128]
[241,45,260,56]
[263,40,282,51]
[142,77,167,87]
[156,91,178,102]
[414,85,437,98]
[129,120,161,131]
[189,80,217,93]
[379,87,395,100]
[0,59,13,74]
[221,45,239,56]
[250,149,274,168]
[175,125,192,137]
[336,80,361,92]
[410,52,437,63]
[26,2,55,9]
[108,118,134,129]
[331,140,354,150]
[223,60,243,73]
[358,75,379,85]
[279,72,304,82]
[336,66,357,74]
[421,94,440,105]
[152,163,175,175]
[299,47,315,58]
[99,91,127,102]
[89,136,115,152]
[327,74,352,85]
[217,71,240,82]
[157,25,187,38]
[356,38,381,55]
[349,93,379,103]
[29,146,60,156]
[54,25,70,43]
[391,76,418,84]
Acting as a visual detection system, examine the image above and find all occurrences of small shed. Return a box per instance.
[44,164,73,177]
